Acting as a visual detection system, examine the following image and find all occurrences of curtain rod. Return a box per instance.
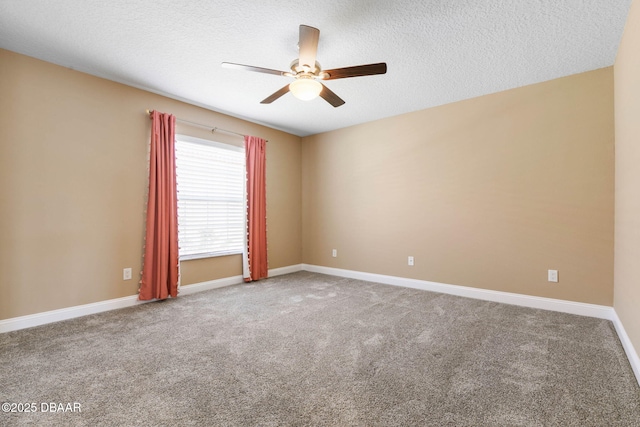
[145,109,250,139]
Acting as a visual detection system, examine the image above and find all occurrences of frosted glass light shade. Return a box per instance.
[289,78,322,101]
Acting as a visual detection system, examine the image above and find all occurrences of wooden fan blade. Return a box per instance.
[260,84,291,104]
[222,62,288,77]
[322,63,387,80]
[298,25,320,70]
[319,83,345,107]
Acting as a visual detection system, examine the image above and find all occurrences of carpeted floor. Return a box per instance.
[1,271,639,426]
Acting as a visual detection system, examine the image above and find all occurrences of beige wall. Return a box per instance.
[614,0,640,363]
[302,68,615,306]
[0,43,621,319]
[0,49,302,320]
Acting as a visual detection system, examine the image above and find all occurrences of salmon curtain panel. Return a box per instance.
[139,111,179,300]
[243,136,268,282]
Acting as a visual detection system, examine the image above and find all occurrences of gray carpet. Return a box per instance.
[1,271,639,426]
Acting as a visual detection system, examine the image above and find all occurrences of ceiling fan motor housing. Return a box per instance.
[289,59,328,79]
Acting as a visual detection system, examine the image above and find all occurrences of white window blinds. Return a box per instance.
[175,135,245,260]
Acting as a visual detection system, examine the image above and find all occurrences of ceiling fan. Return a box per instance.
[222,25,387,107]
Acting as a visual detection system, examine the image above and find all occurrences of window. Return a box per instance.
[175,135,245,260]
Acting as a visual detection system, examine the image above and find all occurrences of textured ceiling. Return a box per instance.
[0,0,632,136]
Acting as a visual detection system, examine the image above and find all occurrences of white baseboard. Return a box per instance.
[269,264,303,276]
[302,264,615,320]
[178,275,244,296]
[0,295,147,334]
[0,276,246,333]
[611,311,640,387]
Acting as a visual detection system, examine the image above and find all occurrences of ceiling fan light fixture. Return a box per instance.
[289,77,322,101]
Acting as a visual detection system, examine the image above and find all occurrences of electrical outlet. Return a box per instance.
[123,268,132,280]
[548,269,558,283]
[332,249,337,258]
[408,256,414,266]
